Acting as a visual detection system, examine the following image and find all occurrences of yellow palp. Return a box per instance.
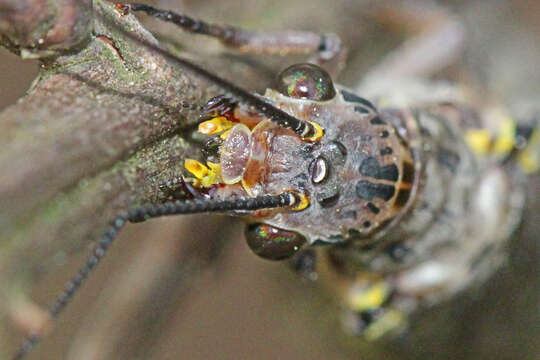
[219,129,232,140]
[206,161,222,174]
[198,116,234,135]
[184,159,220,187]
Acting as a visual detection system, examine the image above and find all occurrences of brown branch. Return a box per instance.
[0,0,352,357]
[0,0,92,57]
[0,0,272,343]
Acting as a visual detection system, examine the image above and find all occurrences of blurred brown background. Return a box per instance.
[1,0,539,359]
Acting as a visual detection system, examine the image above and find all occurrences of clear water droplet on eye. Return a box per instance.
[311,156,328,184]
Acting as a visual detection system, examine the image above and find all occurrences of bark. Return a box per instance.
[0,0,272,353]
[0,0,358,357]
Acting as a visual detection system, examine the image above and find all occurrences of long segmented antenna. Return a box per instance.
[116,3,234,40]
[12,193,297,360]
[114,3,323,141]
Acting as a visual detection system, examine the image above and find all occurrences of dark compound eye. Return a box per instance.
[276,63,336,101]
[245,223,307,260]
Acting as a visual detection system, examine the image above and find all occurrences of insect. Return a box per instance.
[4,1,540,359]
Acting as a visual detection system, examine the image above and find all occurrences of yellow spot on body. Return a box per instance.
[184,159,221,187]
[198,116,234,135]
[302,121,324,142]
[348,282,391,312]
[492,116,516,154]
[465,130,491,155]
[363,309,405,341]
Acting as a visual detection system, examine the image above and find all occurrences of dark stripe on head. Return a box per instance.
[341,90,377,111]
[354,105,370,114]
[356,180,395,201]
[366,202,380,214]
[380,147,393,156]
[394,188,411,207]
[380,164,399,181]
[359,157,399,181]
[370,116,385,125]
[402,161,415,184]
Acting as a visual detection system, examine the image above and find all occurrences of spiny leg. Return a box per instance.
[12,193,297,360]
[115,3,347,77]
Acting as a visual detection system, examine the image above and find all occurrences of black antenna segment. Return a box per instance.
[116,3,234,41]
[114,3,321,141]
[12,192,296,360]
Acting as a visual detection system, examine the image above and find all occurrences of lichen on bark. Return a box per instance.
[0,0,247,338]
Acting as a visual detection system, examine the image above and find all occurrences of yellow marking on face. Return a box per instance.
[198,116,234,135]
[348,282,391,312]
[290,191,310,211]
[206,161,222,175]
[363,309,405,341]
[492,116,516,154]
[184,159,221,187]
[302,121,324,142]
[465,129,491,155]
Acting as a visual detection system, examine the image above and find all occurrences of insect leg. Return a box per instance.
[115,3,346,77]
[12,193,297,360]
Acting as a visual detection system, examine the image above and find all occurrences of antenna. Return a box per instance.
[12,193,297,360]
[113,3,322,141]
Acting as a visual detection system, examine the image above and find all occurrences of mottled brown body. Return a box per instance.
[212,85,416,245]
[205,79,527,337]
[318,91,527,336]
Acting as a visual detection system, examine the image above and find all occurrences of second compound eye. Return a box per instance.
[276,63,336,101]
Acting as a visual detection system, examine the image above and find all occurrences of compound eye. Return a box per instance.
[245,223,307,260]
[276,63,336,101]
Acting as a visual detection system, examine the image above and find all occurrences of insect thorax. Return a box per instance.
[328,101,526,283]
